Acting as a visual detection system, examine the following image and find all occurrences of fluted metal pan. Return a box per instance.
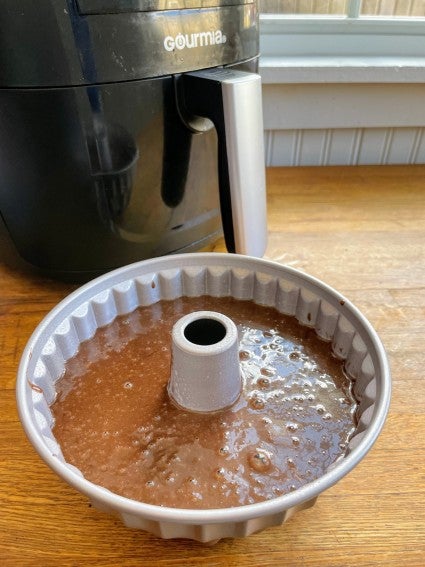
[16,253,391,543]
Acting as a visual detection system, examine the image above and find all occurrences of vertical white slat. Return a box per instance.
[264,130,273,166]
[358,128,387,164]
[328,128,357,165]
[350,128,363,165]
[380,127,394,164]
[298,129,327,165]
[292,129,302,166]
[269,130,275,166]
[408,127,423,163]
[414,127,425,162]
[320,128,332,165]
[387,128,419,163]
[270,130,296,166]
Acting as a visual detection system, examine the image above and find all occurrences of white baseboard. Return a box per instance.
[264,126,425,166]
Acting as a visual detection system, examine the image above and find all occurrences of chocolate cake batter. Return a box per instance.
[51,297,357,509]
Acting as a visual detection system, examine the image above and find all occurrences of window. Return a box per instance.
[259,0,425,84]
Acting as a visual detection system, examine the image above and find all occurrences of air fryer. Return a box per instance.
[0,0,267,280]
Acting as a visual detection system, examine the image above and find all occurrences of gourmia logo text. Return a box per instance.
[163,30,227,52]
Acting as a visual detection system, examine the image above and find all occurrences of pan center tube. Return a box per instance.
[167,311,242,413]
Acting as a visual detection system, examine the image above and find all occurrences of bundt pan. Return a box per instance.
[16,253,391,543]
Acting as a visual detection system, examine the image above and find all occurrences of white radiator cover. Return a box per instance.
[263,127,425,167]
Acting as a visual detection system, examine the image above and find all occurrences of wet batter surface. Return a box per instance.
[51,297,357,509]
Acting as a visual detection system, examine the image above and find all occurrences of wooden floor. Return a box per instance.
[1,165,424,565]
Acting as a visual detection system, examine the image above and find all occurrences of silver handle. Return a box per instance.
[181,69,267,257]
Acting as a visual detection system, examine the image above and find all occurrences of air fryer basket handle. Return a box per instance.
[181,69,267,257]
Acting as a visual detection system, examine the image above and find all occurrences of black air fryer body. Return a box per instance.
[0,0,260,279]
